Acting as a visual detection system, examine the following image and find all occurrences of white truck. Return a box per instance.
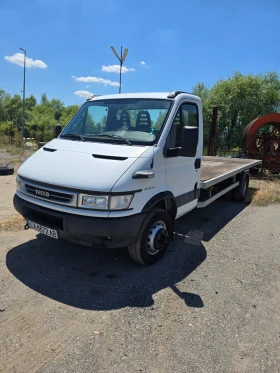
[14,91,261,264]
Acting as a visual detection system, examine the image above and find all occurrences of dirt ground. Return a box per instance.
[0,170,279,372]
[0,174,17,220]
[0,148,34,172]
[0,148,33,223]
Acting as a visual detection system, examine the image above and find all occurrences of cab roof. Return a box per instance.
[87,91,201,102]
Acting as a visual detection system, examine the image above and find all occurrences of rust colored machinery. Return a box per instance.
[242,113,280,173]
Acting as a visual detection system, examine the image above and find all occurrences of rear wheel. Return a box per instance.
[233,174,249,201]
[128,208,172,265]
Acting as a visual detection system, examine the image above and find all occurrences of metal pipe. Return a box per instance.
[119,46,122,94]
[207,106,218,156]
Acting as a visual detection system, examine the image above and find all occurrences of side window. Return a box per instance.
[170,103,198,147]
[181,104,198,127]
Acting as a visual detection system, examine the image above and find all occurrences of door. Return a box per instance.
[165,102,200,218]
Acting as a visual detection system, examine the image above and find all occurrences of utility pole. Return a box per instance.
[19,47,26,138]
[110,45,128,94]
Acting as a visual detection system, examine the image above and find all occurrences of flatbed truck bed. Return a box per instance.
[197,156,262,208]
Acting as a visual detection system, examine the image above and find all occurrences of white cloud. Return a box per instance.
[4,53,47,69]
[102,65,120,73]
[101,64,135,73]
[140,61,148,68]
[122,66,136,73]
[72,75,119,87]
[74,90,94,98]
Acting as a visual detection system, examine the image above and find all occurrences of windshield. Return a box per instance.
[60,98,172,145]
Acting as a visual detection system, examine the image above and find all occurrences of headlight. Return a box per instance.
[78,194,109,209]
[78,194,133,210]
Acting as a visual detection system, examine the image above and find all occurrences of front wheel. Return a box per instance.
[128,208,172,265]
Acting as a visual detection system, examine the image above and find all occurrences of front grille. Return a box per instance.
[25,183,73,203]
[21,180,78,207]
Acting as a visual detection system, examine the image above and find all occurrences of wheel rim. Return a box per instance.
[146,221,169,255]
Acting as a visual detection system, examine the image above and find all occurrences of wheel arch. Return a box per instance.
[141,191,177,222]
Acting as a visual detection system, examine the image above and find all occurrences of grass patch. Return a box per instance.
[0,135,35,171]
[0,215,25,232]
[5,145,26,156]
[247,178,280,206]
[0,142,35,157]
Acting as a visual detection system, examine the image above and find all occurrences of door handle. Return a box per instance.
[194,158,201,169]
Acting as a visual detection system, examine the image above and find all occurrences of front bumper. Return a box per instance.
[13,194,145,248]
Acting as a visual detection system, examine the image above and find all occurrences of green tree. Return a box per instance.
[192,82,213,146]
[59,105,80,126]
[26,95,37,111]
[50,98,64,121]
[192,82,210,101]
[0,121,14,137]
[40,93,49,105]
[194,72,280,152]
[0,89,82,142]
[0,89,11,122]
[4,94,22,132]
[26,101,56,141]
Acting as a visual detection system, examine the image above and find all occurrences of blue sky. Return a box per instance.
[1,0,280,106]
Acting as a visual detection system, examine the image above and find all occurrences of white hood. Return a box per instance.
[18,139,150,192]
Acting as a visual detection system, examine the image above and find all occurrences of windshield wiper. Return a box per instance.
[60,133,86,142]
[91,134,132,146]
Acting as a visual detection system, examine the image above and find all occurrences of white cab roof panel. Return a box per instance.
[88,92,201,102]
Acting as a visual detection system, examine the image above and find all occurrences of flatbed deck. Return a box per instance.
[197,156,262,208]
[199,156,262,189]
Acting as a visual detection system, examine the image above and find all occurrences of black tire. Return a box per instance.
[233,174,249,201]
[128,208,172,265]
[0,166,14,176]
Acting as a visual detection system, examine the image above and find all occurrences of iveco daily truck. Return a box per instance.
[14,91,261,264]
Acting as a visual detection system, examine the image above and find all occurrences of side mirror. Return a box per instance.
[180,126,198,157]
[55,125,62,138]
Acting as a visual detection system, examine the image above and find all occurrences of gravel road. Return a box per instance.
[0,175,279,372]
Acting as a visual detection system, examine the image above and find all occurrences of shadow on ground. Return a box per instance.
[6,199,247,311]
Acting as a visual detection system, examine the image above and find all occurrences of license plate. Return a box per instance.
[27,220,58,239]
